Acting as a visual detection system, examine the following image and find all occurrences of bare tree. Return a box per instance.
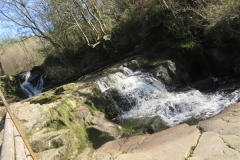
[0,0,129,51]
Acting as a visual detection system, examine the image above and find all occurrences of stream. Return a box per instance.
[96,67,240,126]
[19,66,240,126]
[20,71,46,98]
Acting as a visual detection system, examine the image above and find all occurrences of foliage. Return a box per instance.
[0,0,126,52]
[181,41,196,50]
[1,0,239,50]
[0,0,239,79]
[0,38,15,49]
[112,0,240,48]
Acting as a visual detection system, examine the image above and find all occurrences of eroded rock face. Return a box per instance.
[9,82,123,160]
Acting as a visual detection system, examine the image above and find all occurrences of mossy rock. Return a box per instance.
[154,60,178,85]
[87,87,121,120]
[127,60,140,71]
[30,95,61,104]
[0,75,21,101]
[125,57,151,71]
[45,119,68,131]
[120,116,168,136]
[54,83,77,95]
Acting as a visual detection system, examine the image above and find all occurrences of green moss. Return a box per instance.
[53,99,77,127]
[54,83,78,95]
[204,23,216,35]
[90,103,97,110]
[71,122,88,147]
[120,118,147,136]
[26,133,32,140]
[84,100,97,111]
[120,116,167,136]
[45,120,68,131]
[62,126,87,160]
[78,82,90,90]
[181,41,196,50]
[45,98,89,159]
[57,99,88,141]
[57,106,71,118]
[30,95,61,104]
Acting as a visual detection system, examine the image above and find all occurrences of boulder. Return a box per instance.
[149,60,191,89]
[155,60,178,85]
[78,108,122,149]
[120,116,167,136]
[8,82,123,160]
[92,87,121,119]
[127,60,140,71]
[191,77,217,92]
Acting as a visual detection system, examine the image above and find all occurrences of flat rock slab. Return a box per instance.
[220,135,240,152]
[198,103,240,136]
[132,124,200,159]
[189,132,240,160]
[91,124,200,160]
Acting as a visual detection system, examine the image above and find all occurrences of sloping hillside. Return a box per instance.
[0,37,45,75]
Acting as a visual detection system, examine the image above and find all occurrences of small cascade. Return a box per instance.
[20,71,46,98]
[96,67,240,126]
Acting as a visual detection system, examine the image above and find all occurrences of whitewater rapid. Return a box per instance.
[20,71,46,98]
[96,67,240,126]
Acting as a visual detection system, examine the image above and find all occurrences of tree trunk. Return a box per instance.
[0,59,5,76]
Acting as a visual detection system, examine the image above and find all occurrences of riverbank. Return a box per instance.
[0,93,239,160]
[76,102,240,160]
[0,61,239,159]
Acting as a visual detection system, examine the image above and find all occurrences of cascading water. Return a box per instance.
[96,66,240,126]
[20,71,46,98]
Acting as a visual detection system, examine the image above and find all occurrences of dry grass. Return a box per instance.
[0,36,45,75]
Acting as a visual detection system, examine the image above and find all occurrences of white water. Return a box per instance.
[96,67,240,126]
[20,71,46,98]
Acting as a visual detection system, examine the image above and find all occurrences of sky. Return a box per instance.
[0,26,11,39]
[0,22,33,40]
[0,1,30,40]
[0,22,21,39]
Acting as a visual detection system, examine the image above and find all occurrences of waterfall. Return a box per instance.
[96,67,240,126]
[20,71,46,98]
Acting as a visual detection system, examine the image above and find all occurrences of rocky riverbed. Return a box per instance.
[0,98,239,160]
[0,74,239,160]
[1,53,240,160]
[83,103,240,160]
